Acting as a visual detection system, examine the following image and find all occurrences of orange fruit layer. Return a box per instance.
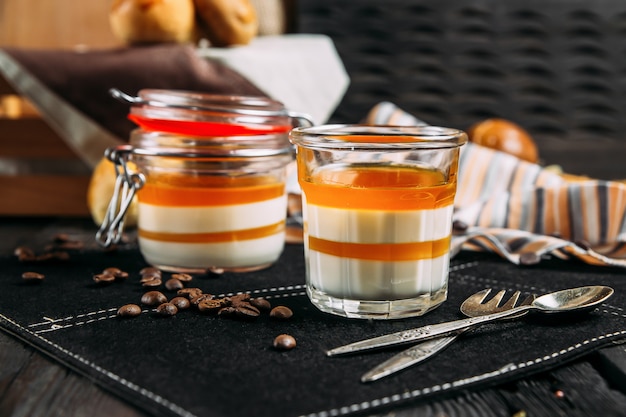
[299,164,456,210]
[138,174,285,206]
[138,221,285,243]
[308,235,451,261]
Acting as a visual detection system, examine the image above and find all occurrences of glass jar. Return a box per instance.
[98,90,311,273]
[290,124,467,319]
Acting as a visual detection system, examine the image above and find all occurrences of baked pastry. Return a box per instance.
[467,118,539,163]
[193,0,258,46]
[87,157,138,227]
[109,0,197,44]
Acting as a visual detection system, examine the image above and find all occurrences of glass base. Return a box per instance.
[306,285,447,320]
[152,262,274,274]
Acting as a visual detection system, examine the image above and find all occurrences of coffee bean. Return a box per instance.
[191,293,215,306]
[93,273,116,284]
[140,273,160,283]
[53,233,71,243]
[117,304,142,318]
[165,278,183,291]
[141,291,168,306]
[235,304,260,319]
[155,303,178,317]
[142,277,162,288]
[171,273,193,282]
[269,306,293,320]
[217,306,237,317]
[250,297,271,311]
[103,267,128,280]
[177,287,203,299]
[21,271,45,283]
[14,246,36,262]
[228,293,251,306]
[170,296,191,310]
[205,266,225,276]
[273,334,296,350]
[197,298,226,313]
[139,266,162,276]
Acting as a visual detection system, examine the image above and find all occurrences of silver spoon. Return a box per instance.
[327,285,614,357]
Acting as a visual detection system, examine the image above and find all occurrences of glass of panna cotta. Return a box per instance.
[290,125,467,319]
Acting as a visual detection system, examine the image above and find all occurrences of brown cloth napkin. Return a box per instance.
[1,44,267,161]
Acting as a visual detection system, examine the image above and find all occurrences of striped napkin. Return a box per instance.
[364,102,626,268]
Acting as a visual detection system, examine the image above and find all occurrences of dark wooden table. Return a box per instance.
[1,217,625,417]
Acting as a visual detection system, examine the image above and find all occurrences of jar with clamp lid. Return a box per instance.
[97,90,312,273]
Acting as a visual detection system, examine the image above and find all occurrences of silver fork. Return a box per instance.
[361,289,535,382]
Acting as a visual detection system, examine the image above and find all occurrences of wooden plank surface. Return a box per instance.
[0,119,79,159]
[0,176,90,216]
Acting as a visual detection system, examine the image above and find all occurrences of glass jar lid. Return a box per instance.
[111,88,313,136]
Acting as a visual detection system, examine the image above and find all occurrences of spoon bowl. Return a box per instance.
[531,285,614,312]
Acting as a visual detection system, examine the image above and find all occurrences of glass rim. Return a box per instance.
[289,124,468,149]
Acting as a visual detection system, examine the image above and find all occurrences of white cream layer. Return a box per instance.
[306,251,449,299]
[139,234,285,269]
[137,196,287,269]
[305,203,453,243]
[304,202,453,300]
[138,196,287,233]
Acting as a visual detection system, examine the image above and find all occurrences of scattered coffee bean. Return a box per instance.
[191,293,215,306]
[93,273,116,284]
[139,266,162,276]
[177,287,203,299]
[102,267,129,281]
[273,334,296,350]
[155,302,178,317]
[117,304,142,318]
[142,277,162,288]
[170,296,191,310]
[228,293,251,306]
[270,306,293,320]
[197,298,226,313]
[217,306,237,318]
[250,297,271,311]
[235,303,261,320]
[165,278,184,291]
[140,273,160,283]
[171,273,193,282]
[141,291,168,306]
[14,246,36,261]
[21,271,45,283]
[205,266,225,276]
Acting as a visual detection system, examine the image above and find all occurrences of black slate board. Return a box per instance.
[0,243,624,417]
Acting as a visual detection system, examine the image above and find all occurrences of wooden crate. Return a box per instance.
[0,74,91,216]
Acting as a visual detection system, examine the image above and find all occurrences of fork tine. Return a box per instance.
[499,290,521,309]
[464,288,492,304]
[483,289,507,308]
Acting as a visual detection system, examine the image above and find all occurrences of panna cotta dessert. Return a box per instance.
[137,172,288,273]
[290,124,467,319]
[301,165,454,317]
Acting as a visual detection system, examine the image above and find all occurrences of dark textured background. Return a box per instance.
[296,0,626,180]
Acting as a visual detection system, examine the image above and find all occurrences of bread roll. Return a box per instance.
[193,0,258,46]
[110,0,197,44]
[87,157,138,228]
[468,118,539,163]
